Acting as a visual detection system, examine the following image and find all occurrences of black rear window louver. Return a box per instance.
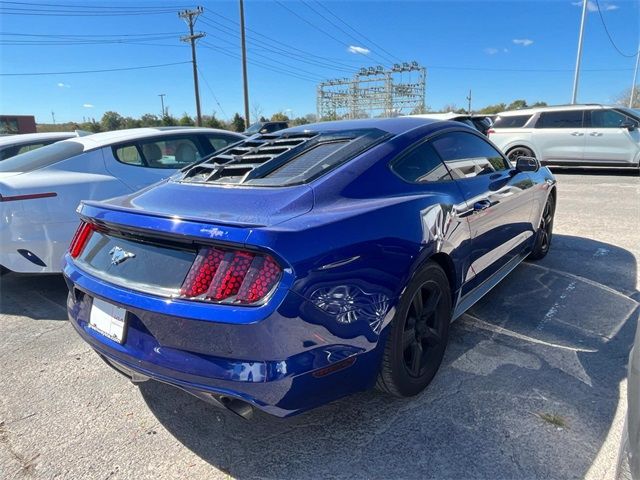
[180,128,390,187]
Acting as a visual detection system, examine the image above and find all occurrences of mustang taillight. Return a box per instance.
[180,246,282,304]
[69,221,94,258]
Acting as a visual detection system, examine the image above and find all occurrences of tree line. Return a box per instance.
[38,111,318,134]
[45,97,625,133]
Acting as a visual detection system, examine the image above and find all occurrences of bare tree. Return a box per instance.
[250,103,264,124]
[614,86,640,108]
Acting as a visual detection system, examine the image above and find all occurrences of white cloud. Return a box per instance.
[513,38,534,47]
[57,82,70,88]
[484,47,499,55]
[572,1,618,12]
[82,103,94,108]
[347,45,370,55]
[503,48,510,53]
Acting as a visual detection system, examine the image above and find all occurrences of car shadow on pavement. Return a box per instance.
[137,234,635,478]
[0,273,68,321]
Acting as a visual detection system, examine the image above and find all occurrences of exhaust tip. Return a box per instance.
[220,396,254,419]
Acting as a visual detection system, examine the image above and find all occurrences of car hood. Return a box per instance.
[91,179,315,228]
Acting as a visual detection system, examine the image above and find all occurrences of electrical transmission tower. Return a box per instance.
[179,6,205,126]
[317,62,426,120]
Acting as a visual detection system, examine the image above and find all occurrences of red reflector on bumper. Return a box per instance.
[0,192,57,202]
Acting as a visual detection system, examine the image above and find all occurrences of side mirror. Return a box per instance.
[621,120,637,131]
[515,156,540,173]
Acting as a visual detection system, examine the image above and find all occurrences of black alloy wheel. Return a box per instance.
[507,146,534,163]
[377,262,451,397]
[528,195,555,260]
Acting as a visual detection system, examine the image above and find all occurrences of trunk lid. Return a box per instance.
[96,179,314,228]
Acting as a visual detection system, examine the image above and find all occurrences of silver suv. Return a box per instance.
[488,104,640,169]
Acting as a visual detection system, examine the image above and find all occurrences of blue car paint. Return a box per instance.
[63,117,556,417]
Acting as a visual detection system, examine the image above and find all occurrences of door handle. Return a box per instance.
[570,131,584,136]
[473,200,491,212]
[589,132,603,137]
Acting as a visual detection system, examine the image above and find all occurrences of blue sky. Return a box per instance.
[0,0,639,123]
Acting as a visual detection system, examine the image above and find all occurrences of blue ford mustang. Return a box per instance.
[63,117,556,418]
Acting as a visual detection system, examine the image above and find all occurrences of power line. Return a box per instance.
[201,41,320,83]
[0,36,181,45]
[200,38,327,81]
[594,0,638,58]
[201,12,364,69]
[273,0,386,63]
[300,0,395,66]
[0,31,183,37]
[198,19,356,74]
[196,65,227,118]
[0,61,191,76]
[0,5,179,16]
[0,1,192,8]
[312,1,402,64]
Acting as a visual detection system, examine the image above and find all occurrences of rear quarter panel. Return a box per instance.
[0,149,131,272]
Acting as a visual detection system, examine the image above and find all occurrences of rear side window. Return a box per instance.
[114,145,143,165]
[536,110,584,129]
[391,142,451,183]
[114,136,203,169]
[206,134,241,152]
[431,131,509,179]
[18,142,47,154]
[493,115,531,128]
[0,140,84,171]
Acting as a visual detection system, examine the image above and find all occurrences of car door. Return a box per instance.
[583,109,640,166]
[531,109,586,164]
[105,134,209,191]
[430,130,537,296]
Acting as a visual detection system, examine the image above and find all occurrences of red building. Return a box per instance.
[0,115,37,134]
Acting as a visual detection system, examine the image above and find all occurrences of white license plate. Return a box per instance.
[89,298,127,344]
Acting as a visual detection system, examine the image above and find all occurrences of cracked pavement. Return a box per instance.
[0,169,638,479]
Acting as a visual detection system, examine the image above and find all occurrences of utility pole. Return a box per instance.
[179,6,205,126]
[571,0,588,104]
[630,46,640,108]
[158,93,166,117]
[239,0,250,128]
[51,111,56,124]
[466,89,472,114]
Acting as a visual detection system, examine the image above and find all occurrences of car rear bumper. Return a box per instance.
[63,257,390,417]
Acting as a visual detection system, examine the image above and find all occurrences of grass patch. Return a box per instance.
[536,412,567,428]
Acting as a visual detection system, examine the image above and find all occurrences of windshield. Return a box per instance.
[245,122,263,134]
[0,140,85,172]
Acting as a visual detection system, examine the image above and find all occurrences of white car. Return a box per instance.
[0,127,244,274]
[488,104,640,168]
[0,131,87,160]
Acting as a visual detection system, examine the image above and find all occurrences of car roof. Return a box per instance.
[285,116,443,136]
[496,104,611,116]
[58,127,244,151]
[0,131,77,147]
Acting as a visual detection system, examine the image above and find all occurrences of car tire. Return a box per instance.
[376,261,452,397]
[528,194,555,261]
[507,146,534,163]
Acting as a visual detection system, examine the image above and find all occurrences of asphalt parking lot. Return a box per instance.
[1,169,638,480]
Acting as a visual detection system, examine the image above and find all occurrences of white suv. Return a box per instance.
[488,104,640,169]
